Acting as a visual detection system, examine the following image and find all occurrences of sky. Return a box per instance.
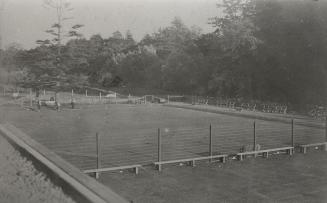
[0,0,220,50]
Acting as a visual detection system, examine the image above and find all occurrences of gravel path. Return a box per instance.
[0,135,76,203]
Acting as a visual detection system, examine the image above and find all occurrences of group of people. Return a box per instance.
[36,97,75,111]
[33,89,77,111]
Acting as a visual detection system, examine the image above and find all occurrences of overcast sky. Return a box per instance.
[0,0,220,49]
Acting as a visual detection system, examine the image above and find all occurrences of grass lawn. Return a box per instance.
[102,151,327,203]
[0,102,324,168]
[0,100,326,202]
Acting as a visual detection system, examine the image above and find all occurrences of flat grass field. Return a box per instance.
[0,101,326,202]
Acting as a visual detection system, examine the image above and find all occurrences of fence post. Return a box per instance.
[209,124,213,162]
[99,92,102,101]
[85,90,88,97]
[291,119,294,154]
[325,116,327,151]
[96,133,100,179]
[167,95,170,104]
[29,88,33,107]
[157,128,162,171]
[253,121,257,157]
[71,89,74,98]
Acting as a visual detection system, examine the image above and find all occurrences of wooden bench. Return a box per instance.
[237,146,294,161]
[235,107,242,112]
[299,142,327,154]
[83,164,142,179]
[154,154,228,171]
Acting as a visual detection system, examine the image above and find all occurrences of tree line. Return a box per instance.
[1,0,326,110]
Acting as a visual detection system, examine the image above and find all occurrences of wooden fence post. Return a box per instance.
[157,128,162,171]
[290,119,294,155]
[209,124,213,162]
[253,121,257,157]
[29,88,32,107]
[291,119,294,146]
[86,90,88,97]
[325,117,327,151]
[96,133,101,179]
[99,92,102,101]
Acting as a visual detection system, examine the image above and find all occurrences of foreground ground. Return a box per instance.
[0,135,75,203]
[102,151,327,203]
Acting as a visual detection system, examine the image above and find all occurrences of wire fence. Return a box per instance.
[27,118,326,172]
[0,86,140,107]
[1,86,325,171]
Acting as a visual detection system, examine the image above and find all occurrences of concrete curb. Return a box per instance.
[0,123,129,203]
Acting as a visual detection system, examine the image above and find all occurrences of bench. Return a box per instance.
[237,146,294,161]
[299,142,327,154]
[83,164,142,179]
[235,107,242,112]
[154,154,228,171]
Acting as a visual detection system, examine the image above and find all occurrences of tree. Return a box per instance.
[30,0,84,92]
[205,0,262,98]
[0,0,7,75]
[125,30,135,43]
[38,0,83,67]
[112,31,123,40]
[144,17,205,93]
[210,0,260,54]
[253,0,327,105]
[1,43,23,84]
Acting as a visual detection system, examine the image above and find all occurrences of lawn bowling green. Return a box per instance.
[0,103,325,171]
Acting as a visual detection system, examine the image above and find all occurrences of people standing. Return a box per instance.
[71,98,75,109]
[37,100,41,111]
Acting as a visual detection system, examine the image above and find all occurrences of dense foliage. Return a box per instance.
[1,0,326,109]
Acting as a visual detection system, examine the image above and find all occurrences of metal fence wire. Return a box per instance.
[294,123,325,145]
[99,129,157,168]
[161,127,209,161]
[29,118,326,171]
[212,121,254,155]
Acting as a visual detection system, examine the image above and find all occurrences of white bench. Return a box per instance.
[154,154,228,171]
[299,142,327,154]
[83,164,142,179]
[237,146,294,161]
